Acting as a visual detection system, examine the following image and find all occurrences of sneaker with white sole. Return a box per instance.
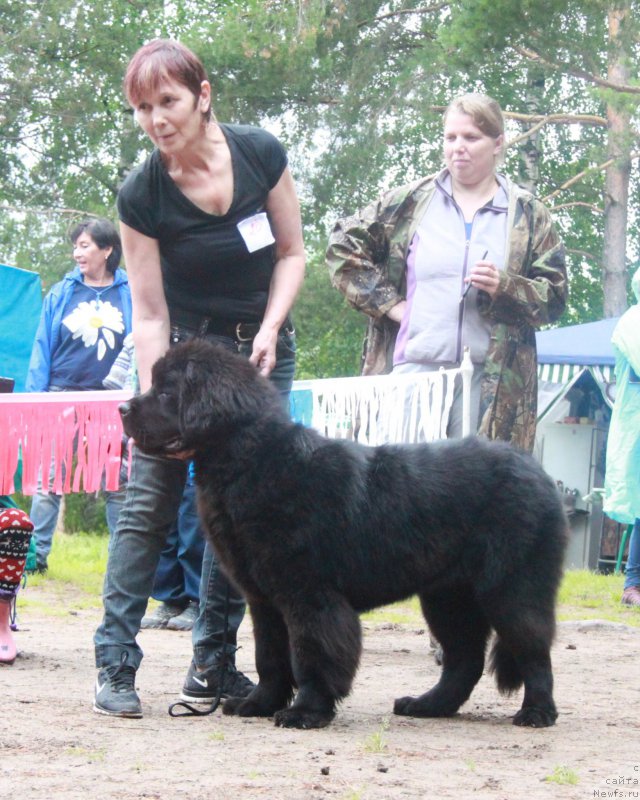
[140,602,186,630]
[166,601,199,631]
[93,652,142,718]
[179,657,255,704]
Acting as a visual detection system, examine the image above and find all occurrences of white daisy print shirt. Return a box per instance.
[50,283,127,390]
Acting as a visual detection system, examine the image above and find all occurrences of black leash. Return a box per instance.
[168,583,231,718]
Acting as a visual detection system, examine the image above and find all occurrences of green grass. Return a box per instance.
[363,718,390,753]
[557,569,635,624]
[545,765,580,785]
[363,569,639,628]
[64,746,107,762]
[22,533,640,627]
[21,531,109,613]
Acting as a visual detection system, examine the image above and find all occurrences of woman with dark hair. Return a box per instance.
[92,39,305,718]
[26,217,132,571]
[69,218,123,275]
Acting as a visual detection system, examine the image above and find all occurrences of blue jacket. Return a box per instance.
[26,266,132,392]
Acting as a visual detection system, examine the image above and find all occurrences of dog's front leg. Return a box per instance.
[223,601,294,718]
[273,592,362,730]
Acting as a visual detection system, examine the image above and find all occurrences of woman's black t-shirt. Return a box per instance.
[116,124,288,323]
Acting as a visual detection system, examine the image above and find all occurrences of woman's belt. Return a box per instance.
[170,309,292,341]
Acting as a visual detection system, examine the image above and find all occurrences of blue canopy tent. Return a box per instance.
[535,318,619,422]
[537,317,618,381]
[0,263,42,393]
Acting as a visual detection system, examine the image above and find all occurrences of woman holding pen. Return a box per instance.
[327,93,567,450]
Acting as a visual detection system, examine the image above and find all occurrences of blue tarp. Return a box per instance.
[536,318,619,367]
[289,388,313,426]
[0,263,42,392]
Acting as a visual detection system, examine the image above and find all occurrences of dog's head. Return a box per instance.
[120,340,286,458]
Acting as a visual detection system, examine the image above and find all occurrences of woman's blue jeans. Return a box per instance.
[624,518,640,590]
[94,330,295,670]
[150,479,205,607]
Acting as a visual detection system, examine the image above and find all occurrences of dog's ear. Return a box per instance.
[178,357,220,438]
[177,347,280,442]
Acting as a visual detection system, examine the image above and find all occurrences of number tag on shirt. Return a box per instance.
[237,212,276,253]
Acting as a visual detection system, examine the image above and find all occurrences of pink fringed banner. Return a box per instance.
[0,390,132,495]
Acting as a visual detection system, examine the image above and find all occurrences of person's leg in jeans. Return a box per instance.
[139,522,188,629]
[622,519,640,605]
[29,452,67,571]
[29,490,61,571]
[104,488,126,537]
[151,525,185,603]
[173,480,206,604]
[182,330,296,700]
[93,448,187,716]
[158,481,206,631]
[192,542,247,670]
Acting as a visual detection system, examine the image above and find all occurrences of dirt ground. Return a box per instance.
[2,584,639,800]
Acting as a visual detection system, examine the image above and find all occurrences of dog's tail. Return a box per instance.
[488,638,524,695]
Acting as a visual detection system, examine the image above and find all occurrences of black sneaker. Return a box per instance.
[179,658,255,704]
[93,652,142,718]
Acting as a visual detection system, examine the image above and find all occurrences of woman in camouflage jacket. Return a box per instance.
[326,94,567,452]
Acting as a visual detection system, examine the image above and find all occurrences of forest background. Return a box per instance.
[1,0,640,380]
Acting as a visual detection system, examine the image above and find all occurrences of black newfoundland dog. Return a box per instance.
[121,340,568,730]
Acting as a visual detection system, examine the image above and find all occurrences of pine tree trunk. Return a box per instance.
[602,5,631,317]
[517,66,546,194]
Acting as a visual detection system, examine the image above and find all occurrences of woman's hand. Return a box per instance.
[465,256,500,298]
[386,300,406,323]
[250,325,279,377]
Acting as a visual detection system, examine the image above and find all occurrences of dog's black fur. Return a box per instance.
[121,340,568,730]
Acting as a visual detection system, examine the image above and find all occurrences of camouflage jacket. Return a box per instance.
[326,172,568,452]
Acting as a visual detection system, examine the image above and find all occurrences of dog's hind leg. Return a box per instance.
[394,590,490,718]
[223,601,295,718]
[487,599,558,728]
[273,592,362,729]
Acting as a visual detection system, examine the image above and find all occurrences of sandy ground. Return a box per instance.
[2,584,640,800]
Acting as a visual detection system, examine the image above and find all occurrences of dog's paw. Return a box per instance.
[393,695,416,716]
[513,705,558,728]
[273,707,335,729]
[393,693,458,718]
[222,694,277,718]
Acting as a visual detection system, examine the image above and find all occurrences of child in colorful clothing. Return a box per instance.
[0,501,34,664]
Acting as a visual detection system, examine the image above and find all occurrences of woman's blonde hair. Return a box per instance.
[445,93,505,157]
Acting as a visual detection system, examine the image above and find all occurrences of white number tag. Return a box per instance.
[237,212,276,253]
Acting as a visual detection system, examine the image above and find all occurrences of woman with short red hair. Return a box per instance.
[93,39,305,718]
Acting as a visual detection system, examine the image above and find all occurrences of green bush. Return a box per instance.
[12,491,109,535]
[62,493,109,535]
